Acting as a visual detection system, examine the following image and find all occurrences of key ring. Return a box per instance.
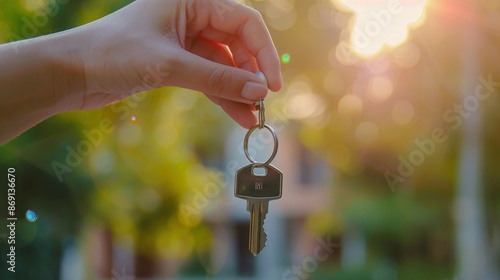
[243,124,279,167]
[255,99,265,129]
[244,98,277,166]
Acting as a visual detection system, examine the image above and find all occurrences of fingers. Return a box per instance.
[198,27,258,73]
[188,35,235,67]
[189,0,282,92]
[206,95,257,128]
[186,36,258,128]
[173,47,268,104]
[220,100,258,129]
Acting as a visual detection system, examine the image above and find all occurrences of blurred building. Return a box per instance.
[67,124,340,280]
[200,126,338,279]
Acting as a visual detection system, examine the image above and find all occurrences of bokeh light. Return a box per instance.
[22,0,47,12]
[265,0,297,31]
[281,53,291,64]
[171,89,198,111]
[392,42,421,68]
[25,210,38,222]
[338,94,363,115]
[155,123,178,148]
[285,78,325,120]
[365,57,391,73]
[308,3,336,30]
[392,101,415,125]
[91,147,115,174]
[119,123,143,147]
[368,76,393,102]
[285,91,324,120]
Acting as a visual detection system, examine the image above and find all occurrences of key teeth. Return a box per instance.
[246,200,269,256]
[261,229,267,248]
[261,207,268,252]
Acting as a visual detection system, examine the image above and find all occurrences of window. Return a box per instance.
[298,145,331,186]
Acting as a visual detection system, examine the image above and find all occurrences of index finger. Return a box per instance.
[189,0,282,91]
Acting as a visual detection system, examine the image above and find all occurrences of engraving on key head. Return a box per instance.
[235,164,282,200]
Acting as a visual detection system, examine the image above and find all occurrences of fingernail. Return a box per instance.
[256,71,268,86]
[241,81,267,100]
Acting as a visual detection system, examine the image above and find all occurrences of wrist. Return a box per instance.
[40,28,87,113]
[0,31,86,143]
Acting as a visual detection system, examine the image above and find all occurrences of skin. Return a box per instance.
[0,0,282,144]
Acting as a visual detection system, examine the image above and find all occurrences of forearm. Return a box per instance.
[0,30,85,144]
[0,0,282,143]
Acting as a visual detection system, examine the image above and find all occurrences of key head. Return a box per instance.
[235,164,283,200]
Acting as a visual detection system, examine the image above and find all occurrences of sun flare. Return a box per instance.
[334,0,429,57]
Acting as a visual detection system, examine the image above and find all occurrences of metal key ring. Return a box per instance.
[257,99,265,129]
[243,124,278,167]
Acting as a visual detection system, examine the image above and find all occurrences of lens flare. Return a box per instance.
[333,0,429,57]
[26,210,38,222]
[281,53,291,64]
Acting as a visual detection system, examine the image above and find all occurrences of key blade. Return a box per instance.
[247,199,269,256]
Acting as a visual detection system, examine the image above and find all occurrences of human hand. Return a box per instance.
[68,0,282,128]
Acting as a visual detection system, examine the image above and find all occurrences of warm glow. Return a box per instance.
[285,92,324,120]
[355,121,379,144]
[334,0,429,57]
[392,100,415,125]
[285,79,325,121]
[368,76,393,102]
[338,94,363,115]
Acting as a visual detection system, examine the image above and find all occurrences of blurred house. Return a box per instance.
[69,124,339,280]
[199,126,337,279]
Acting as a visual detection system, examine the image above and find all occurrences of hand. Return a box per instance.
[70,0,282,128]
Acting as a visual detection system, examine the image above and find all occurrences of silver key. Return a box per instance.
[235,163,283,256]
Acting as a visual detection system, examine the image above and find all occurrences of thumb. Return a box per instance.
[172,50,268,104]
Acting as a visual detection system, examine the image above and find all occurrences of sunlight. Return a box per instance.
[334,0,429,57]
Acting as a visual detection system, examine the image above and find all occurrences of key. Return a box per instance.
[235,163,283,256]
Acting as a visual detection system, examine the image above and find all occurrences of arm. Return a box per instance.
[0,0,282,144]
[0,32,85,144]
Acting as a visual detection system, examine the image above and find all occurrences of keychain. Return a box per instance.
[234,72,283,256]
